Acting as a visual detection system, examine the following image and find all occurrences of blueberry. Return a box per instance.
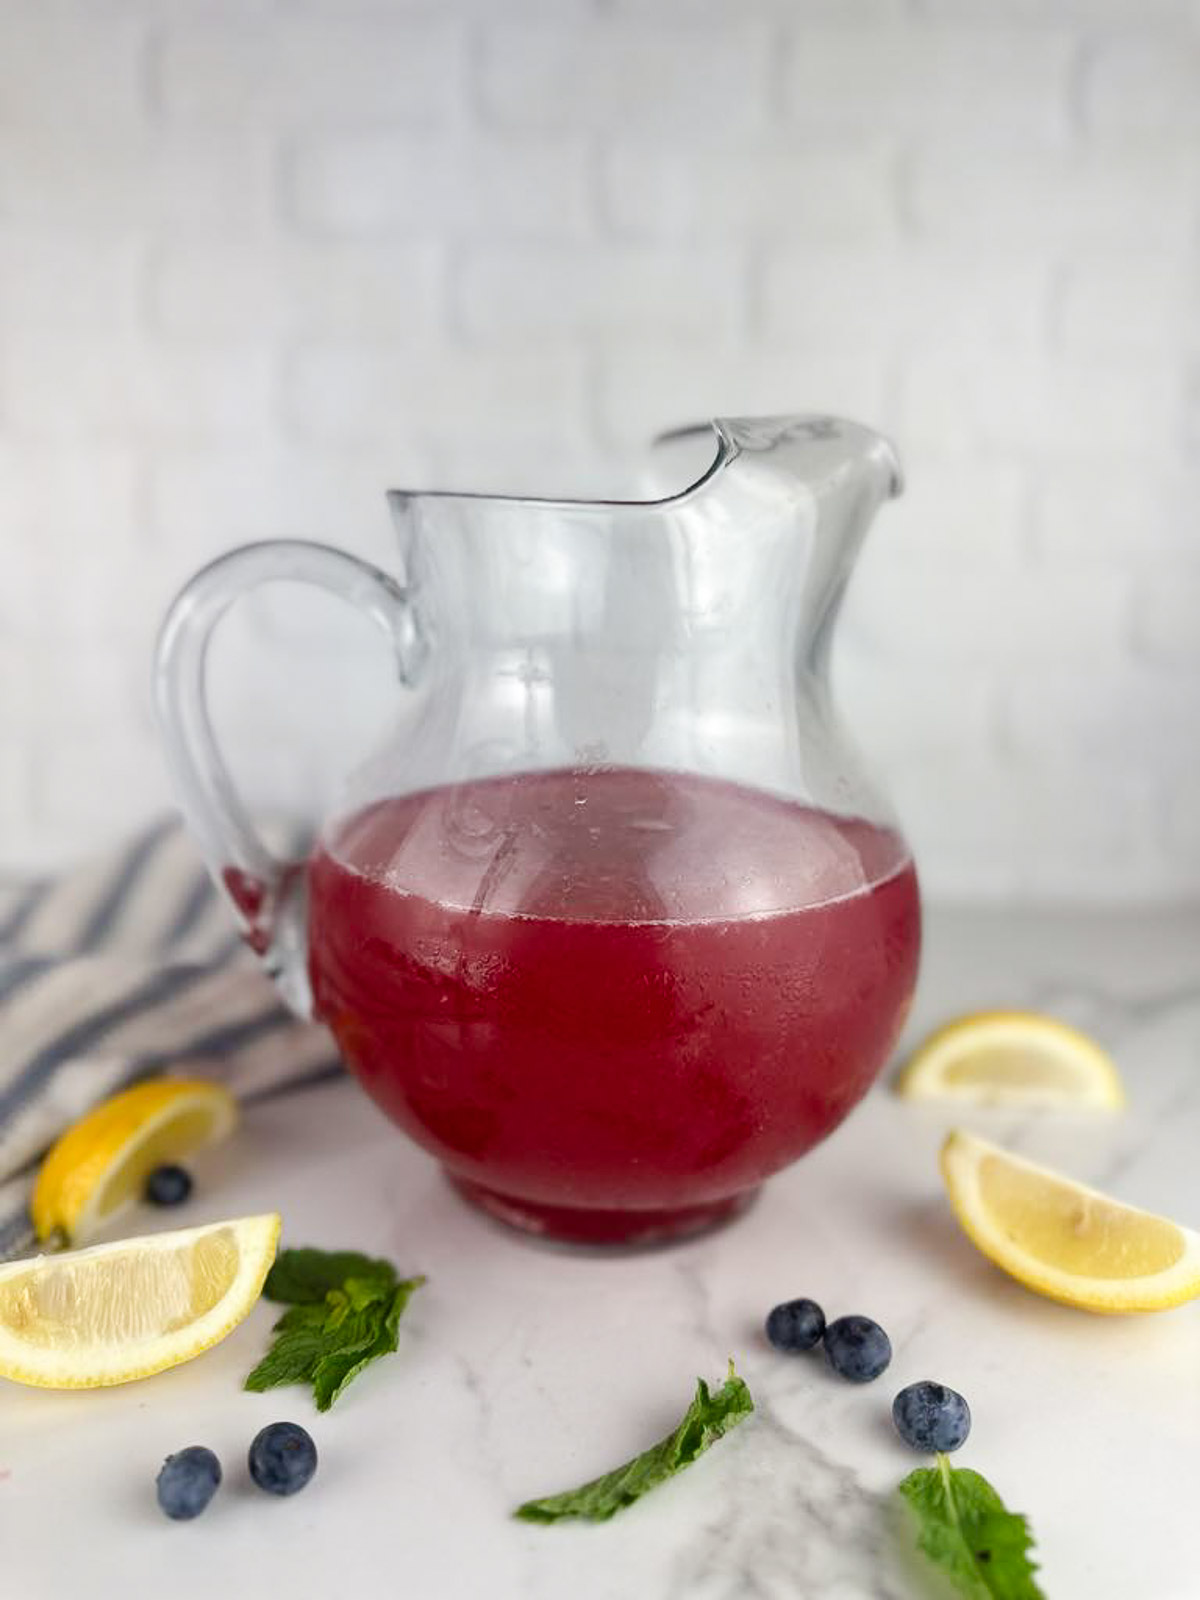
[892,1381,972,1453]
[248,1422,318,1497]
[822,1314,892,1383]
[765,1297,826,1353]
[156,1446,221,1521]
[145,1164,193,1207]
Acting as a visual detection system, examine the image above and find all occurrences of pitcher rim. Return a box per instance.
[386,418,739,514]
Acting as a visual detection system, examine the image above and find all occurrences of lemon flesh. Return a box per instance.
[0,1213,280,1387]
[32,1079,238,1245]
[940,1130,1200,1313]
[897,1012,1124,1109]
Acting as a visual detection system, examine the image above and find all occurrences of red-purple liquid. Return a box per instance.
[308,768,920,1242]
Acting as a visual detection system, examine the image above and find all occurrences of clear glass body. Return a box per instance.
[155,416,920,1244]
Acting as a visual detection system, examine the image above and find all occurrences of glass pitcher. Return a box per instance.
[154,415,919,1244]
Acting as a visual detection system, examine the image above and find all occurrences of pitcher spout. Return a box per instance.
[706,414,902,502]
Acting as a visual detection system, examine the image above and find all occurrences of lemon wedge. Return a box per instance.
[940,1129,1200,1313]
[896,1011,1124,1109]
[0,1213,280,1387]
[32,1079,238,1245]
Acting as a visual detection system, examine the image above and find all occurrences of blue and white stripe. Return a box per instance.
[0,819,341,1252]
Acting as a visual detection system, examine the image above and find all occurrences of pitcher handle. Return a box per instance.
[153,539,415,1016]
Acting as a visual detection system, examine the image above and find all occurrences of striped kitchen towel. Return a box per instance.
[0,818,341,1254]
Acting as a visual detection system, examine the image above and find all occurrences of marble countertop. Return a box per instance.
[5,905,1200,1600]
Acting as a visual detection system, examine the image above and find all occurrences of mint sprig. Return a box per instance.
[515,1363,753,1524]
[245,1246,425,1411]
[899,1453,1045,1599]
[261,1248,398,1304]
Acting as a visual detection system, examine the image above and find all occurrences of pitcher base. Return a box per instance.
[448,1175,758,1246]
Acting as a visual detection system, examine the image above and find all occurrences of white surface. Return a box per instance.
[1,0,1200,901]
[4,903,1200,1599]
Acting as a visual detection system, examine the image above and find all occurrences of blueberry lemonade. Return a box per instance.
[308,767,920,1243]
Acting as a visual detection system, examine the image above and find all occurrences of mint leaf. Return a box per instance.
[342,1276,394,1312]
[246,1246,424,1409]
[309,1317,389,1408]
[311,1336,387,1413]
[263,1248,396,1305]
[383,1277,424,1339]
[899,1455,1045,1599]
[244,1313,329,1393]
[273,1303,329,1335]
[311,1277,427,1412]
[515,1364,754,1524]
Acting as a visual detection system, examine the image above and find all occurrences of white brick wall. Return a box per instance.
[288,132,594,238]
[602,141,896,241]
[150,241,444,338]
[782,24,1076,137]
[1082,30,1200,133]
[458,246,744,337]
[907,140,1198,248]
[0,0,1197,904]
[154,20,467,126]
[478,22,775,134]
